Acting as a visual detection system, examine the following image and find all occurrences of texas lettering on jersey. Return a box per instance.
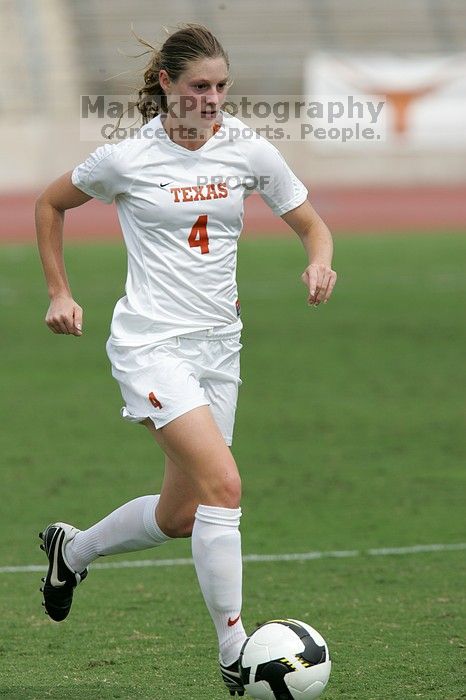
[170,182,228,203]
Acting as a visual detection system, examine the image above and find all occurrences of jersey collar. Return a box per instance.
[153,111,225,155]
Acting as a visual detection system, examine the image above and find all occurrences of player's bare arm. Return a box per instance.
[282,199,337,307]
[35,171,91,336]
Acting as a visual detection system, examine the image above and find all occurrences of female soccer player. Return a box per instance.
[35,24,336,696]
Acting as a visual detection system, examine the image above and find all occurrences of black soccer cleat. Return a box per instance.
[39,522,88,622]
[220,658,245,697]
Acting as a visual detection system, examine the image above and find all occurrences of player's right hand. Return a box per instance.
[45,295,83,336]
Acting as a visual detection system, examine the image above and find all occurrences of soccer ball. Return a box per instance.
[239,619,331,699]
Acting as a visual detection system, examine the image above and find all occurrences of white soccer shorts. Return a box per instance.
[106,327,243,446]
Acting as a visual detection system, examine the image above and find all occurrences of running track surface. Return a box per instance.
[1,186,465,243]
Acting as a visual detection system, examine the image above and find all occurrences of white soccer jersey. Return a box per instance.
[71,111,308,345]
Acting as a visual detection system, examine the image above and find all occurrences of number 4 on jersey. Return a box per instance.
[188,215,209,254]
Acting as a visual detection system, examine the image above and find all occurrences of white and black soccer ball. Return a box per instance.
[239,619,331,699]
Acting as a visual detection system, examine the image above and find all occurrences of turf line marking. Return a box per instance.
[1,542,465,574]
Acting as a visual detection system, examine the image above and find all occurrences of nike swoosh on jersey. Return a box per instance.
[50,529,66,587]
[160,181,173,188]
[227,613,241,627]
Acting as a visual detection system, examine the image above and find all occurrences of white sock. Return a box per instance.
[191,504,247,666]
[65,495,170,572]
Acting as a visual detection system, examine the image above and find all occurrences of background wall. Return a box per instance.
[1,0,465,237]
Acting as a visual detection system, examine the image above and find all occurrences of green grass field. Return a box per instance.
[0,233,465,699]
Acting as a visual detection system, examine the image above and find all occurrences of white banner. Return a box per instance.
[305,52,466,149]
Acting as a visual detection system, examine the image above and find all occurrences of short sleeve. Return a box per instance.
[71,143,127,204]
[245,137,308,216]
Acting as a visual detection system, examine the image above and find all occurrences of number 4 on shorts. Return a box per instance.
[188,215,209,254]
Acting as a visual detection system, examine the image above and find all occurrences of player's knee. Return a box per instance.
[207,471,242,508]
[224,472,242,508]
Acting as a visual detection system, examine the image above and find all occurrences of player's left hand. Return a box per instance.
[301,263,337,306]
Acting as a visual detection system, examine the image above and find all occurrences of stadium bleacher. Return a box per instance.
[1,1,465,197]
